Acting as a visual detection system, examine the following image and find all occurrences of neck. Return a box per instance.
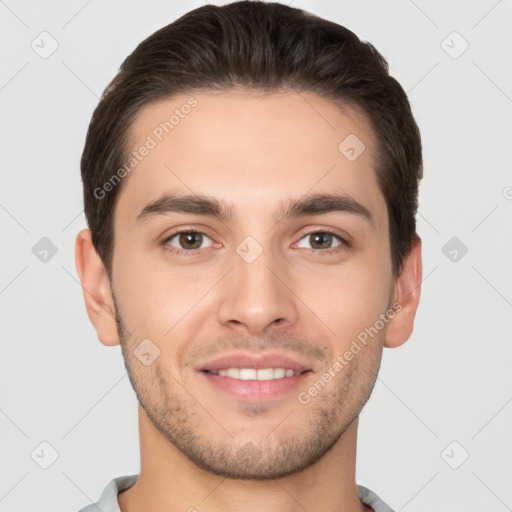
[118,405,370,512]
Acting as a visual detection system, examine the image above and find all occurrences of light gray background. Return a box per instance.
[1,1,511,510]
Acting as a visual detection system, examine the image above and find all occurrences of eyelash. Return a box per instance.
[294,229,350,255]
[161,228,350,256]
[161,228,215,256]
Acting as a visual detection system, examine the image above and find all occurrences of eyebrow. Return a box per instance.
[278,193,374,227]
[135,192,374,227]
[136,194,234,224]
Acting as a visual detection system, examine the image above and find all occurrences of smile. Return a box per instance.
[205,367,303,380]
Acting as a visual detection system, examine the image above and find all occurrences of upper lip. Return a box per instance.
[197,352,312,372]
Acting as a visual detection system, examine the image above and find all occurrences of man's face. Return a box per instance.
[110,90,395,479]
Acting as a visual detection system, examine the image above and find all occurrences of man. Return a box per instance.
[75,1,423,511]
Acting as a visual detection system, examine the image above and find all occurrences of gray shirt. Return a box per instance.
[78,474,395,512]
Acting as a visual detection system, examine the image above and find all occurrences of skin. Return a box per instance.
[75,89,422,512]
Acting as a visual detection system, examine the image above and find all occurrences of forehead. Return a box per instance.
[115,89,386,228]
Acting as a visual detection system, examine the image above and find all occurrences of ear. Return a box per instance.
[384,235,422,348]
[75,228,120,346]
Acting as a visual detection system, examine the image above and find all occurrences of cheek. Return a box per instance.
[112,247,220,339]
[112,246,174,334]
[292,256,392,344]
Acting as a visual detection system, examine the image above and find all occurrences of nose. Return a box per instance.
[217,252,299,336]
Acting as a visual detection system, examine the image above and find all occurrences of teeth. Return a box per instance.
[215,368,299,380]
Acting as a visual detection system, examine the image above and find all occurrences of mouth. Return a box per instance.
[204,367,303,380]
[197,352,314,402]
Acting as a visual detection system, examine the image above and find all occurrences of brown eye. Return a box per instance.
[310,233,333,249]
[296,232,343,250]
[167,231,211,250]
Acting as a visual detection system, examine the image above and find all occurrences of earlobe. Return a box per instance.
[384,235,422,348]
[75,228,120,347]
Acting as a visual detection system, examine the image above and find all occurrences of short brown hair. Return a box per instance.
[81,0,422,278]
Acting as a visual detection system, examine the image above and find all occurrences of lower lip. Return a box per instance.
[199,371,313,401]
